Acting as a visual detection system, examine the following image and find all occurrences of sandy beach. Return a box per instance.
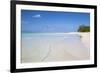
[21,32,90,63]
[68,32,90,49]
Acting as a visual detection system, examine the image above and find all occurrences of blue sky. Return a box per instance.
[21,10,90,33]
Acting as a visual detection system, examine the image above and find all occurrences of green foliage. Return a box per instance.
[78,25,90,32]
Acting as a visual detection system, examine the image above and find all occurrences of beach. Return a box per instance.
[21,32,90,63]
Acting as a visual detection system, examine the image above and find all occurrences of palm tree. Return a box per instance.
[78,25,90,32]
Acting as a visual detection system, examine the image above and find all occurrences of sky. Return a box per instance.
[21,10,90,33]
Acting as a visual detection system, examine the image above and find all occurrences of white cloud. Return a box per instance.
[32,14,41,18]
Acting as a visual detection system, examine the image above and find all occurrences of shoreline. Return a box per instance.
[22,32,90,49]
[64,32,90,49]
[22,32,90,63]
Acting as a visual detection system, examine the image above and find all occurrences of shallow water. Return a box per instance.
[21,33,90,63]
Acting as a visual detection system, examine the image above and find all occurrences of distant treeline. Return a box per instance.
[78,25,90,32]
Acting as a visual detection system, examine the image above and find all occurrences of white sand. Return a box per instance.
[67,32,90,49]
[79,33,90,49]
[44,33,90,62]
[21,32,90,63]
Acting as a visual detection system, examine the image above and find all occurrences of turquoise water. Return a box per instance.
[22,33,80,39]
